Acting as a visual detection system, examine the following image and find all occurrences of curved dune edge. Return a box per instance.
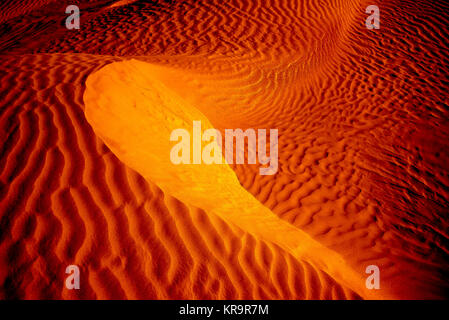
[84,59,393,299]
[1,53,363,300]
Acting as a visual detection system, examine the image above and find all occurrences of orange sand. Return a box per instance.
[1,0,449,299]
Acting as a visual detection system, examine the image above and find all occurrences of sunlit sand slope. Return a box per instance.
[84,59,388,299]
[0,54,362,299]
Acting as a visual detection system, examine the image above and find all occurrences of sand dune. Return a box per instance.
[1,0,449,299]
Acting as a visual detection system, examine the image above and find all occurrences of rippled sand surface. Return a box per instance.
[1,0,449,299]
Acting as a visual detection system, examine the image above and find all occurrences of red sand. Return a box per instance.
[1,0,449,299]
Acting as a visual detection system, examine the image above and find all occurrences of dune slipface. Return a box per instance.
[84,59,388,299]
[1,0,449,300]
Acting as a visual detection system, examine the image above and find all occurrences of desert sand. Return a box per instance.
[1,0,448,299]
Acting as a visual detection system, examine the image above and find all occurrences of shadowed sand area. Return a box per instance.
[1,0,449,299]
